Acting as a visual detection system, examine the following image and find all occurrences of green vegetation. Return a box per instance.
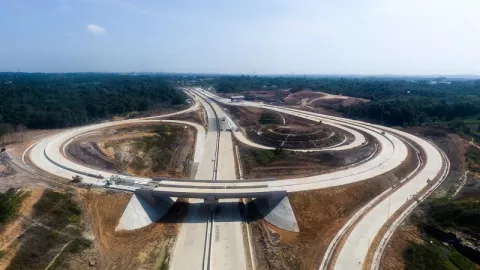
[32,190,83,231]
[209,76,479,98]
[403,197,480,269]
[0,188,28,227]
[258,112,282,125]
[0,123,14,144]
[343,95,480,127]
[425,198,480,239]
[0,73,186,129]
[404,240,476,270]
[7,190,89,270]
[466,146,480,173]
[253,148,285,165]
[129,124,184,172]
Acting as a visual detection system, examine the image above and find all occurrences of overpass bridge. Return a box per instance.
[110,177,286,202]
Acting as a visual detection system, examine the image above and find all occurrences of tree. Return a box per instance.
[0,73,186,129]
[0,123,13,145]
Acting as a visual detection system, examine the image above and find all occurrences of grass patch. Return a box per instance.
[425,197,480,239]
[0,189,29,228]
[258,112,282,125]
[253,148,285,165]
[32,190,82,235]
[153,241,170,270]
[7,226,71,270]
[466,146,480,173]
[128,124,182,173]
[404,240,476,270]
[6,190,89,270]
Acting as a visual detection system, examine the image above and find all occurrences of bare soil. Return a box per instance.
[164,108,206,126]
[0,127,71,191]
[66,123,196,178]
[0,159,52,192]
[111,103,190,121]
[285,90,369,110]
[75,189,187,270]
[380,222,423,270]
[224,104,318,128]
[0,189,45,269]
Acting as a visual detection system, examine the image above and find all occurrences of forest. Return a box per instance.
[0,73,186,130]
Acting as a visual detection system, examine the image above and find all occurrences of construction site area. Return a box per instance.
[0,87,474,270]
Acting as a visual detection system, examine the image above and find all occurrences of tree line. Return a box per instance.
[204,75,480,131]
[0,73,186,133]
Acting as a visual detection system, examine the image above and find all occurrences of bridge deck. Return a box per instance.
[150,186,286,199]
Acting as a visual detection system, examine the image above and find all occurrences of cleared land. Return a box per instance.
[66,123,196,178]
[285,90,369,109]
[77,190,187,269]
[0,188,91,270]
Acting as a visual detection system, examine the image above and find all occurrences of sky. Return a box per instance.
[1,0,480,75]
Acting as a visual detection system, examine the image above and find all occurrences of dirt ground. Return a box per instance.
[0,157,52,192]
[285,90,369,110]
[164,107,206,126]
[0,187,183,270]
[0,189,45,269]
[111,104,190,122]
[248,142,417,270]
[74,189,187,270]
[66,123,196,178]
[224,103,322,128]
[380,222,423,270]
[0,127,71,192]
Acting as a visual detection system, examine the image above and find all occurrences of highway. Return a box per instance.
[170,91,247,270]
[169,94,218,270]
[24,87,448,269]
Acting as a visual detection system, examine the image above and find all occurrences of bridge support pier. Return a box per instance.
[253,193,299,232]
[204,195,218,212]
[115,189,175,231]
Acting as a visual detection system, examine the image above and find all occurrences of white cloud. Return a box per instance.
[87,24,106,35]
